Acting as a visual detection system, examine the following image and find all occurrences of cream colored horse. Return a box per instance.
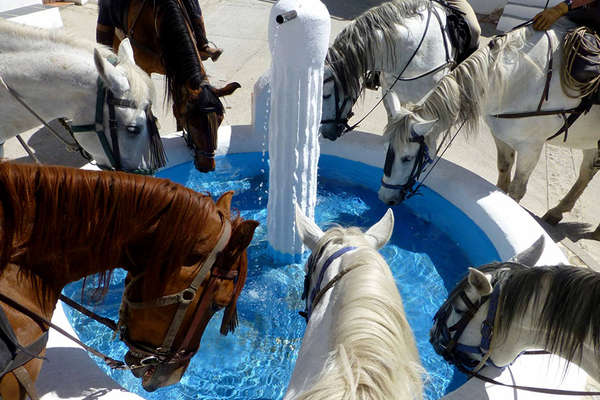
[287,206,423,400]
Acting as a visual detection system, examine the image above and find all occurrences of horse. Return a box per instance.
[0,20,165,174]
[97,0,241,172]
[0,161,258,398]
[429,258,600,389]
[319,0,471,141]
[378,21,600,239]
[287,206,423,399]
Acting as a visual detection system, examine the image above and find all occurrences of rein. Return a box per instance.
[322,2,456,138]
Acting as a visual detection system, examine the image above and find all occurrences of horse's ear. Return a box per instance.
[216,191,234,218]
[94,48,130,93]
[117,38,136,65]
[295,204,323,251]
[365,208,394,249]
[467,267,493,296]
[223,220,259,260]
[211,82,242,97]
[411,116,437,137]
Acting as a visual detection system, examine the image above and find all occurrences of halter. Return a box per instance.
[71,77,164,175]
[320,75,355,140]
[117,219,233,374]
[380,134,433,200]
[430,283,503,373]
[300,246,358,321]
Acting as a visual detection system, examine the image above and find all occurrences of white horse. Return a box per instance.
[287,206,423,400]
[430,261,600,387]
[0,20,165,172]
[319,0,464,140]
[378,21,600,238]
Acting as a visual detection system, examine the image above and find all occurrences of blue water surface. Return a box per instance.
[63,153,499,399]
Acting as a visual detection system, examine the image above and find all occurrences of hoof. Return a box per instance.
[542,211,562,225]
[592,227,600,241]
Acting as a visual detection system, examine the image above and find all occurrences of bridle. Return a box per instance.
[71,77,162,174]
[380,134,433,201]
[319,75,355,140]
[429,269,600,396]
[299,245,360,322]
[117,218,236,374]
[430,282,503,373]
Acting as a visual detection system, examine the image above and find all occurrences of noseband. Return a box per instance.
[380,134,433,200]
[320,76,355,140]
[430,283,503,373]
[118,218,235,369]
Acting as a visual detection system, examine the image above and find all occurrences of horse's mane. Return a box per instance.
[156,0,206,99]
[326,0,429,101]
[386,28,529,143]
[298,227,423,400]
[452,262,600,369]
[0,19,154,110]
[0,162,228,308]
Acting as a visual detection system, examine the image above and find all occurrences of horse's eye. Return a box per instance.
[401,156,413,163]
[127,125,141,135]
[323,94,332,99]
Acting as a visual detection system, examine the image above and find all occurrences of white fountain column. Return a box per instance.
[266,0,330,258]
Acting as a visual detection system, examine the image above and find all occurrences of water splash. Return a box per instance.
[266,0,330,259]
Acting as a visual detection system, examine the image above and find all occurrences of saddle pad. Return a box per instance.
[97,0,130,30]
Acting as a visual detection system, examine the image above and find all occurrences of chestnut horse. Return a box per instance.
[0,162,258,398]
[97,0,240,172]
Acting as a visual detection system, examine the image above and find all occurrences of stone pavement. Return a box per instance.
[4,0,599,267]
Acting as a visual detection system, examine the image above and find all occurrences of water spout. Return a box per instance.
[266,0,330,259]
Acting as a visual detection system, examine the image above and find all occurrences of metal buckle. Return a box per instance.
[140,356,159,366]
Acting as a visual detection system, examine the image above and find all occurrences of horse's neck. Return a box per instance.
[0,39,98,138]
[491,285,600,380]
[284,253,348,398]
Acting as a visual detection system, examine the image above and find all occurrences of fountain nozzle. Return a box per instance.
[276,10,298,24]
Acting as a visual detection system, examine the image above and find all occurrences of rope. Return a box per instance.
[561,27,600,98]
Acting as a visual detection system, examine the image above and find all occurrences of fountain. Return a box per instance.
[266,0,330,258]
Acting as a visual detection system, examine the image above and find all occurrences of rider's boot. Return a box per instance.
[194,15,223,62]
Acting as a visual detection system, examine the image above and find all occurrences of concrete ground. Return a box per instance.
[4,0,600,267]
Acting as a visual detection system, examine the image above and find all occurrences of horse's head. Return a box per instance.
[85,40,165,174]
[430,267,497,372]
[174,81,241,173]
[119,191,258,391]
[319,66,355,141]
[295,205,394,319]
[378,113,437,205]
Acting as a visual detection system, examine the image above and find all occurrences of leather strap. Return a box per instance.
[12,366,39,400]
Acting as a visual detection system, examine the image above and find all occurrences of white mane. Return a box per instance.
[298,227,423,400]
[0,19,154,104]
[385,27,529,142]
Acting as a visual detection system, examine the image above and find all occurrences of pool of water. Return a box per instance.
[63,153,499,399]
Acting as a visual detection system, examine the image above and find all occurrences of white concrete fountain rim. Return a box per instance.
[43,126,586,399]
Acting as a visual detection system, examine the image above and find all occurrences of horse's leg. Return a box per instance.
[508,142,543,202]
[493,135,514,193]
[543,148,598,225]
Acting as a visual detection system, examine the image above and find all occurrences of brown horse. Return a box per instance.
[0,162,258,398]
[97,0,240,172]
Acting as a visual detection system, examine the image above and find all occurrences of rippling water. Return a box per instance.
[63,153,499,399]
